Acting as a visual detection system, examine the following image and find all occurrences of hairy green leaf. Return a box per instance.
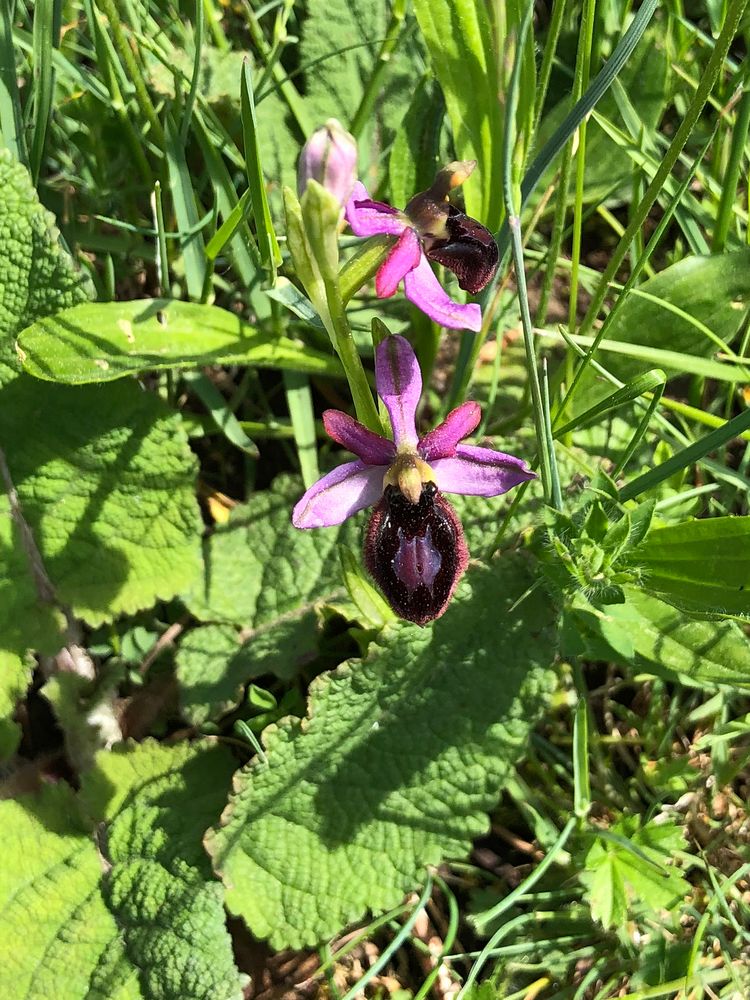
[0,378,203,625]
[17,299,342,384]
[632,517,750,617]
[0,740,246,1000]
[0,150,91,386]
[207,554,558,949]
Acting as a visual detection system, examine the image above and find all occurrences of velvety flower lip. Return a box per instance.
[292,335,535,529]
[344,164,501,332]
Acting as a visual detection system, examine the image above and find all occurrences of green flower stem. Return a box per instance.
[559,0,750,418]
[288,184,383,434]
[322,272,383,434]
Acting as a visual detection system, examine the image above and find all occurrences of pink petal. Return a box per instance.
[292,460,385,528]
[375,335,422,448]
[403,254,482,331]
[431,444,536,497]
[323,409,396,465]
[345,181,407,237]
[375,227,422,297]
[418,401,481,460]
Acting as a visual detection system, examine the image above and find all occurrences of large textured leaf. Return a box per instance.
[179,476,358,721]
[632,517,750,617]
[598,250,750,381]
[207,554,559,949]
[17,299,342,384]
[0,741,246,1000]
[184,475,359,624]
[176,616,318,725]
[570,587,750,687]
[0,486,65,656]
[0,377,203,625]
[0,150,91,386]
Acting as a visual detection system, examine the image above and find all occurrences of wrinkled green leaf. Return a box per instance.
[0,377,203,626]
[184,475,358,625]
[176,616,319,726]
[207,554,558,949]
[0,150,91,386]
[0,740,246,1000]
[17,299,342,384]
[632,517,750,617]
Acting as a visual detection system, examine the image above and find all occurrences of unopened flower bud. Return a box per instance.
[297,119,358,206]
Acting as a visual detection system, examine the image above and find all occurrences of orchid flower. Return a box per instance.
[293,335,535,625]
[345,161,499,333]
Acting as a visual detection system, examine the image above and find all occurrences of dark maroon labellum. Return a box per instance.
[364,482,469,626]
[425,205,499,295]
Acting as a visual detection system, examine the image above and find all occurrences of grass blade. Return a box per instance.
[619,407,750,502]
[240,59,281,281]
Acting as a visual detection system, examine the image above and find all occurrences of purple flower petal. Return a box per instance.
[431,443,536,497]
[345,181,407,237]
[376,227,422,297]
[292,460,385,528]
[375,335,422,448]
[323,409,396,465]
[403,254,482,331]
[418,401,481,460]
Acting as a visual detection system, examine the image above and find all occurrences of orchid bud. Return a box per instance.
[297,119,358,206]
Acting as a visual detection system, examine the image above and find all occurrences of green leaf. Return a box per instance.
[388,77,445,209]
[0,486,65,656]
[594,250,750,381]
[207,554,558,949]
[0,740,246,1000]
[17,299,342,384]
[301,0,416,167]
[0,651,32,759]
[580,816,690,930]
[631,517,750,617]
[570,586,750,687]
[176,616,319,726]
[0,149,91,385]
[184,475,358,625]
[240,60,281,278]
[413,0,504,227]
[0,377,203,626]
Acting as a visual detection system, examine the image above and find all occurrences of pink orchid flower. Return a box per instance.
[344,161,499,333]
[293,335,535,625]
